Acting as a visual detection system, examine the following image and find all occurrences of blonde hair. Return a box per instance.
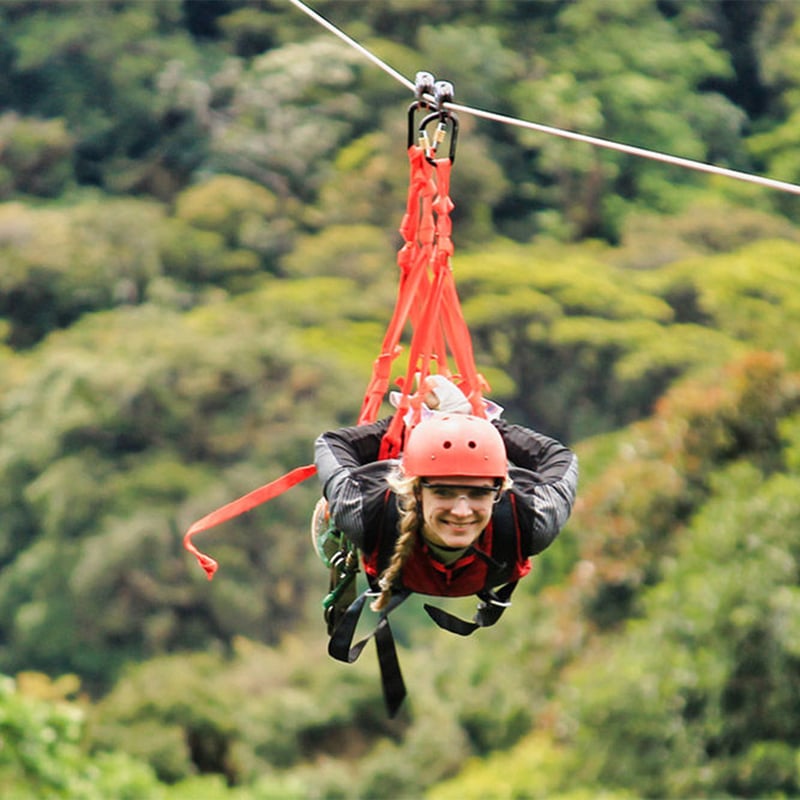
[369,469,513,612]
[370,470,420,612]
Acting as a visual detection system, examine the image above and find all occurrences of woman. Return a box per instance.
[315,409,577,603]
[314,402,578,713]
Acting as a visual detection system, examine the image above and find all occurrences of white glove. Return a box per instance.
[390,375,503,421]
[424,375,472,414]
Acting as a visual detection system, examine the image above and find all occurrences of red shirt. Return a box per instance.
[362,499,532,597]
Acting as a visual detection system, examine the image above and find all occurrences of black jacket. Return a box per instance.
[315,417,578,586]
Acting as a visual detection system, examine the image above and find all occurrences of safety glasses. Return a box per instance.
[420,482,500,502]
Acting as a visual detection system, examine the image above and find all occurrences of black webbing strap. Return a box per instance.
[328,586,412,718]
[373,616,406,717]
[423,581,519,636]
[328,580,518,715]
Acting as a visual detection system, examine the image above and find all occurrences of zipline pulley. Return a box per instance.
[406,70,436,147]
[414,70,435,101]
[433,79,454,109]
[407,73,458,164]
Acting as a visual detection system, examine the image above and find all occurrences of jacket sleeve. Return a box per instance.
[492,418,578,556]
[314,418,397,548]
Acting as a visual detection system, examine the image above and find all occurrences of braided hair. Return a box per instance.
[369,469,513,612]
[370,470,420,612]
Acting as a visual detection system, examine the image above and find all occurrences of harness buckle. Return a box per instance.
[482,596,513,609]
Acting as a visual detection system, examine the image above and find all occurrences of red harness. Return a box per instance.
[182,97,522,719]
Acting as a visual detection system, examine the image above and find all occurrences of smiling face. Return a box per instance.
[419,476,499,549]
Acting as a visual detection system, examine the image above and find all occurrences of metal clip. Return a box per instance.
[418,108,459,165]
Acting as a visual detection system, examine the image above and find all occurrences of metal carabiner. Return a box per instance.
[418,109,459,165]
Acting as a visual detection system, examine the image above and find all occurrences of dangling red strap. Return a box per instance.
[184,464,317,578]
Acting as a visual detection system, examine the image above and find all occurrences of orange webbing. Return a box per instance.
[429,158,485,412]
[358,146,436,425]
[377,154,488,459]
[184,464,318,579]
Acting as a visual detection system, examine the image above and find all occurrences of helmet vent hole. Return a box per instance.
[467,440,477,449]
[442,440,452,449]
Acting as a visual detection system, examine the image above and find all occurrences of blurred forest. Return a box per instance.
[3,0,800,797]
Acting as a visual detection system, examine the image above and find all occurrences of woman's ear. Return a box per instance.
[494,476,512,503]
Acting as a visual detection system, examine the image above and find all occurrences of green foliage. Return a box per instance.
[0,299,360,683]
[0,670,299,798]
[315,128,410,230]
[158,217,234,287]
[0,112,75,198]
[559,460,800,798]
[641,239,800,363]
[0,198,164,346]
[3,1,211,196]
[207,36,373,200]
[505,0,744,240]
[166,174,298,289]
[418,23,522,111]
[1,3,800,798]
[89,638,396,789]
[174,175,278,248]
[615,198,800,269]
[574,351,800,628]
[281,223,396,285]
[217,8,278,59]
[427,732,637,800]
[0,672,163,799]
[745,2,800,220]
[0,0,794,246]
[456,240,736,440]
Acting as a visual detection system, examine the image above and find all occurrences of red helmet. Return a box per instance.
[402,414,507,478]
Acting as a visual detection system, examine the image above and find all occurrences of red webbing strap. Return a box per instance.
[434,157,486,413]
[440,276,489,414]
[378,284,445,458]
[358,146,435,425]
[378,156,488,458]
[184,464,318,579]
[379,160,451,456]
[430,158,486,412]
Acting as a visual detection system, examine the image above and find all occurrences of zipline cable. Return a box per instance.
[441,101,800,196]
[288,0,800,198]
[287,0,415,92]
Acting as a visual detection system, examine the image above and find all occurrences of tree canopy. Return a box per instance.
[2,1,800,798]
